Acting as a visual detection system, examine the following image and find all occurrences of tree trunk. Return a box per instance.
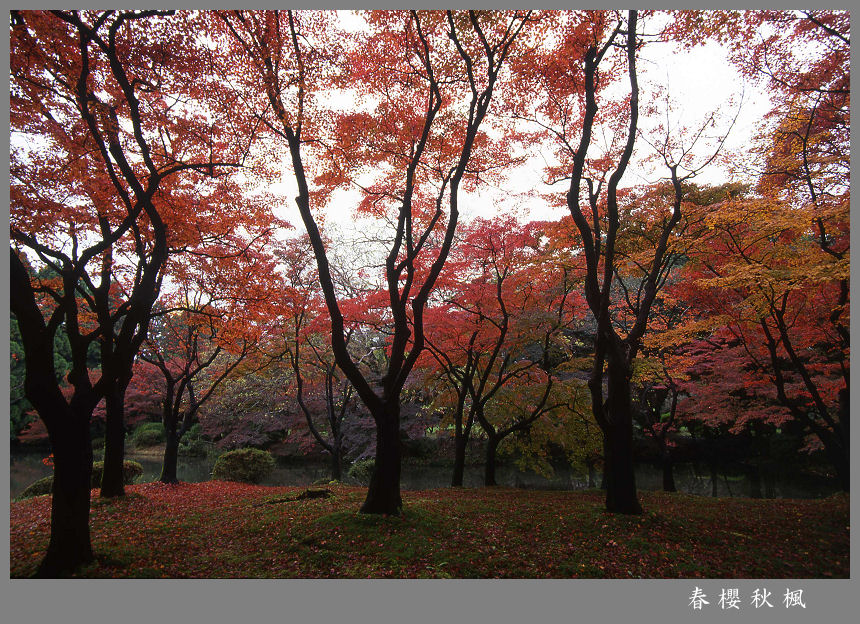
[823,391,850,492]
[722,472,733,496]
[100,385,126,497]
[159,426,181,484]
[764,469,776,498]
[709,462,719,497]
[838,387,849,440]
[330,443,342,482]
[451,431,467,487]
[747,464,762,498]
[158,380,179,484]
[484,435,499,486]
[661,451,676,493]
[586,459,597,489]
[360,401,402,515]
[37,413,95,577]
[832,387,849,492]
[603,425,641,512]
[602,363,642,514]
[805,418,848,492]
[825,441,850,493]
[11,253,97,576]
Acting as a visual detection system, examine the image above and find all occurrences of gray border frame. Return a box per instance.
[4,2,855,623]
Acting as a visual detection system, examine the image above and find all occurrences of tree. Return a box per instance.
[510,10,647,512]
[664,12,849,490]
[143,222,277,483]
[10,10,252,574]
[273,235,364,482]
[751,11,849,489]
[143,313,249,483]
[517,10,647,513]
[198,367,293,451]
[424,216,583,486]
[214,9,533,514]
[675,194,849,489]
[627,183,747,492]
[93,358,163,432]
[516,10,741,513]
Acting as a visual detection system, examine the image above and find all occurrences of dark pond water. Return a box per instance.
[9,450,840,500]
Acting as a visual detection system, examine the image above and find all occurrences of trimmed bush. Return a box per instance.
[131,422,165,447]
[18,475,54,499]
[402,437,438,459]
[347,458,375,485]
[313,477,341,486]
[111,460,144,484]
[211,448,275,484]
[179,438,212,458]
[17,460,144,500]
[178,423,212,457]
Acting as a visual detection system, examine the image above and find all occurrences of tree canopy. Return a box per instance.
[9,9,849,576]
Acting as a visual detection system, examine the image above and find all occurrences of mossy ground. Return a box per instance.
[9,482,849,578]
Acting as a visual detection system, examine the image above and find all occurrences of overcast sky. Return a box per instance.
[269,12,774,231]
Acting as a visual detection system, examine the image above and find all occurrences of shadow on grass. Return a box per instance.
[281,504,455,577]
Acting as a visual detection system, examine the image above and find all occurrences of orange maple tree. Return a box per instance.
[670,192,849,489]
[212,9,534,514]
[10,10,263,574]
[658,10,849,490]
[423,216,585,486]
[141,242,277,484]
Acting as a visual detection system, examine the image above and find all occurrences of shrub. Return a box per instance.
[92,460,144,487]
[178,423,212,457]
[211,448,275,484]
[402,436,438,459]
[183,423,203,438]
[313,477,341,486]
[17,460,144,500]
[17,475,54,499]
[131,422,165,447]
[179,438,212,458]
[347,458,375,485]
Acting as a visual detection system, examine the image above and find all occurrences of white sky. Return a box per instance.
[264,12,775,236]
[10,10,777,277]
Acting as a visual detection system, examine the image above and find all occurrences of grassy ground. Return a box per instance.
[9,482,849,578]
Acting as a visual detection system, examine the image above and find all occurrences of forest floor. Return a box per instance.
[9,482,849,578]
